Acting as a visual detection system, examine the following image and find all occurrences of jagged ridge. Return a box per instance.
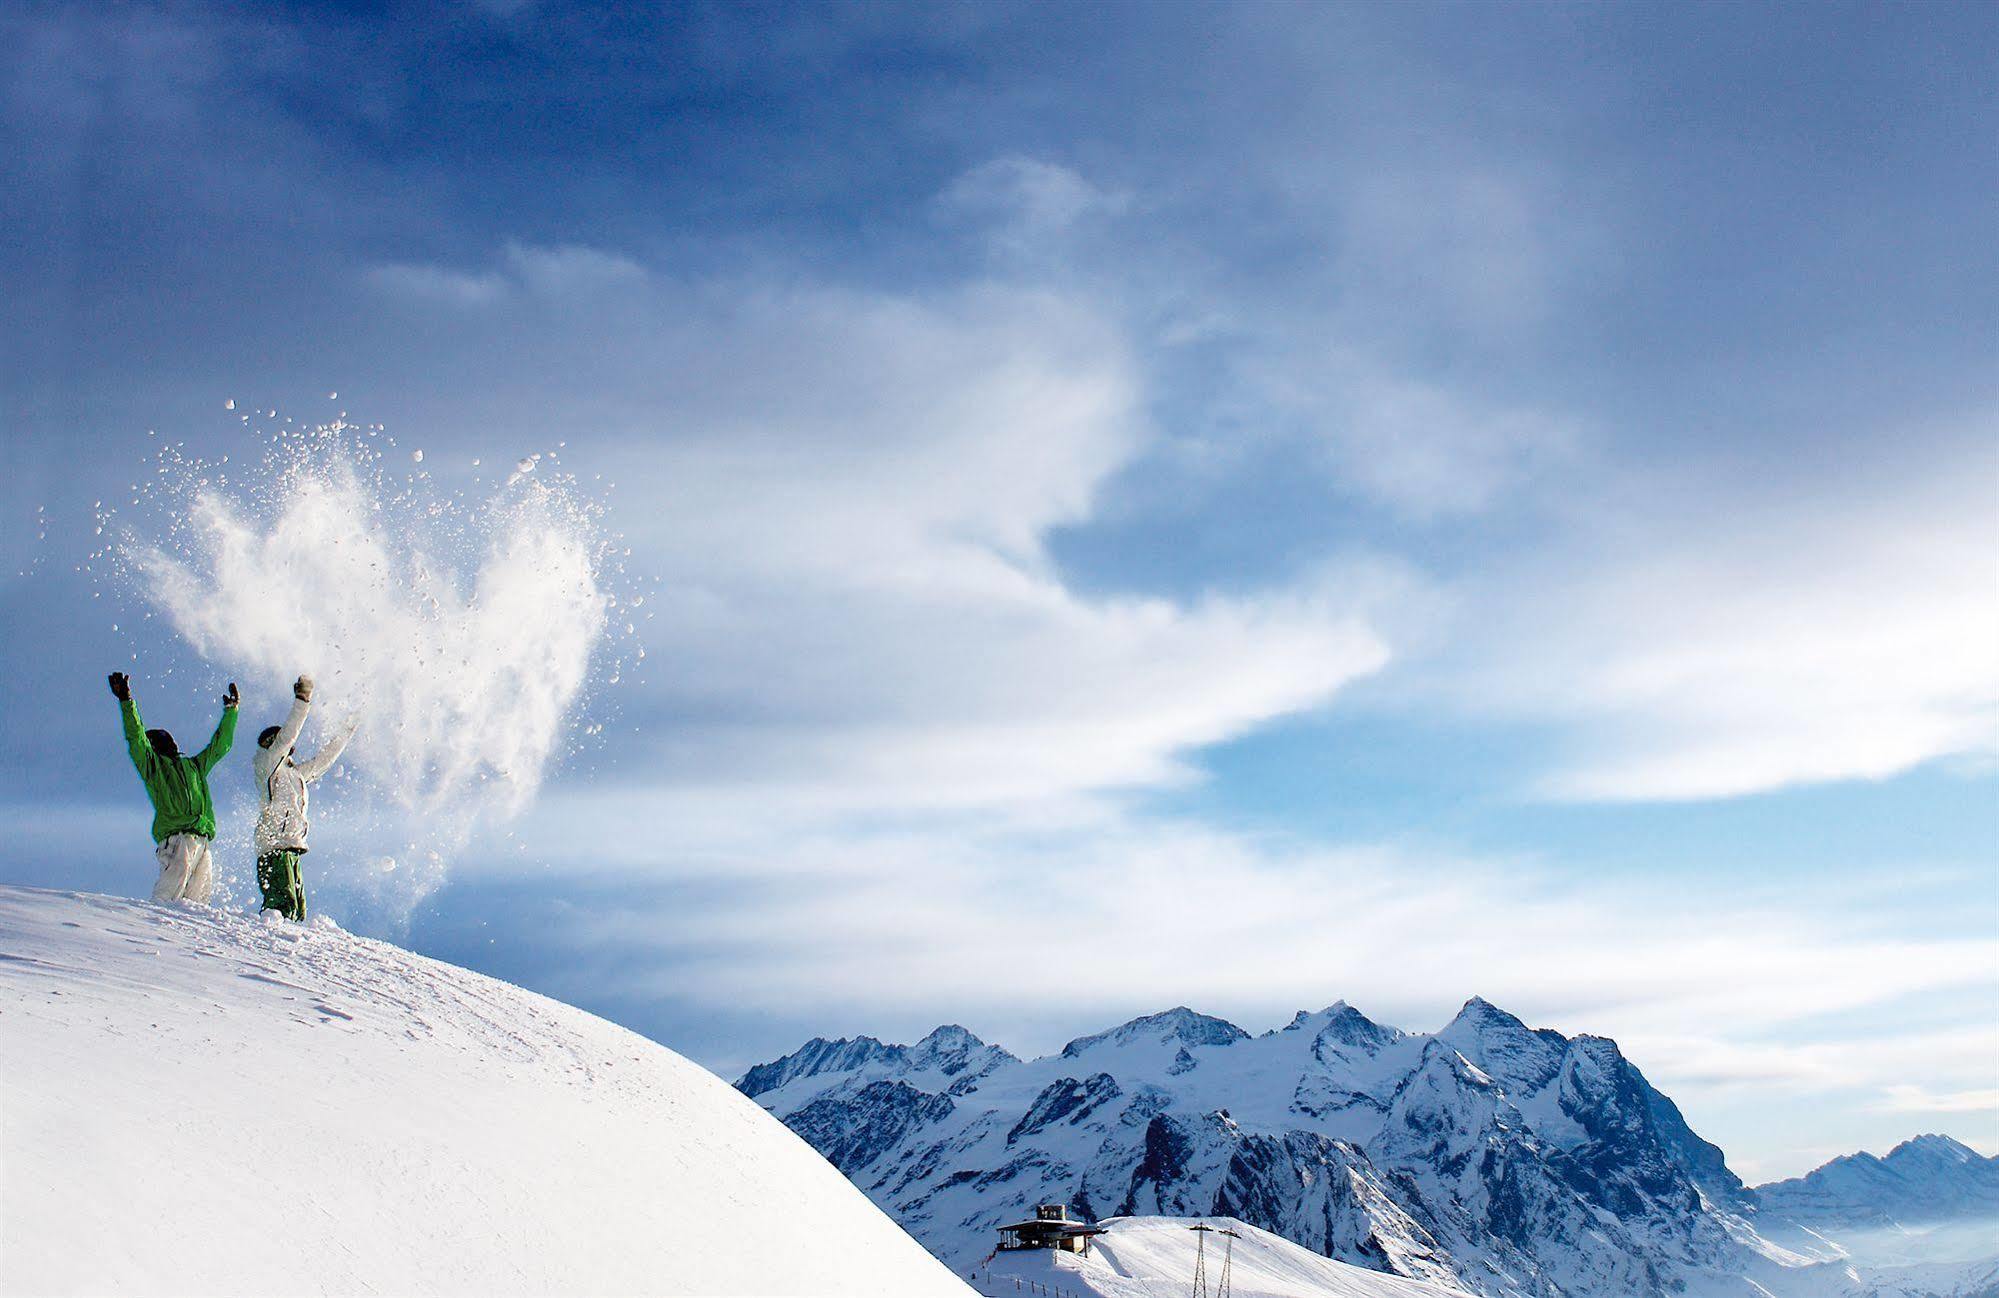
[737,999,1997,1298]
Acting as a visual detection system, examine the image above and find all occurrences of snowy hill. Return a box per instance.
[739,1002,1998,1298]
[0,886,971,1297]
[975,1216,1474,1298]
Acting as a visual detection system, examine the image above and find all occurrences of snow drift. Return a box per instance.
[978,1216,1473,1298]
[0,885,970,1297]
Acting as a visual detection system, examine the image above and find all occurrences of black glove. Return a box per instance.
[294,675,314,703]
[108,672,130,701]
[222,682,239,708]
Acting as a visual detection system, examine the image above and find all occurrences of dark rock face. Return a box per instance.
[1552,1037,1714,1218]
[1121,1112,1238,1218]
[783,1079,955,1175]
[1008,1074,1123,1146]
[1217,1130,1452,1275]
[1130,1114,1200,1204]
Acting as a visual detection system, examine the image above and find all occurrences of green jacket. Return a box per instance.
[120,698,237,843]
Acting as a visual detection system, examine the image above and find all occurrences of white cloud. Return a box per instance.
[935,156,1128,258]
[1416,428,1999,800]
[360,248,1391,809]
[502,242,647,294]
[365,262,509,305]
[1240,347,1583,518]
[1618,1022,1999,1098]
[614,283,1390,806]
[366,242,646,306]
[1874,1084,1999,1116]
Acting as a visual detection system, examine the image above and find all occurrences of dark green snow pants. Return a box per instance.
[257,850,306,922]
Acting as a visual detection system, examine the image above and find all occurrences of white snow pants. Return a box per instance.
[152,833,215,905]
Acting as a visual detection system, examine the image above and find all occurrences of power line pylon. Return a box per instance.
[1216,1227,1241,1298]
[1188,1222,1215,1298]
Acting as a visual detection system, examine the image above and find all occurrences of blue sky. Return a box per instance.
[2,1,1994,1181]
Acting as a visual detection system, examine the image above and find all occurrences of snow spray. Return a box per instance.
[106,414,630,922]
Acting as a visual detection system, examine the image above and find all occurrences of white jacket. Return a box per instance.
[252,696,357,856]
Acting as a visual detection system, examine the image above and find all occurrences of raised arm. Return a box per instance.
[295,713,359,783]
[110,673,150,773]
[195,683,239,773]
[261,684,315,764]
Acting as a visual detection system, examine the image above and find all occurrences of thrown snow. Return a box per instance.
[0,886,971,1297]
[977,1217,1472,1298]
[118,423,623,916]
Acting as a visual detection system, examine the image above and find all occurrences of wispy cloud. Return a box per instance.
[498,799,1998,1135]
[1874,1084,1999,1116]
[1412,427,1999,800]
[355,245,1393,809]
[365,262,509,305]
[936,156,1130,261]
[366,242,646,306]
[1239,346,1585,519]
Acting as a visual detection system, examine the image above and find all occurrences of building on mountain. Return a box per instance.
[995,1204,1108,1255]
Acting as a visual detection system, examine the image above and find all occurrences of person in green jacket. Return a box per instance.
[109,671,238,904]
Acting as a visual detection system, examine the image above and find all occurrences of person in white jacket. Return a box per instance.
[252,674,359,921]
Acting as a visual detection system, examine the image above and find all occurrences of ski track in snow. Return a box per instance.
[0,885,971,1297]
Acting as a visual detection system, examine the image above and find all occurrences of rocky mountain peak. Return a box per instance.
[735,1033,904,1098]
[914,1023,980,1051]
[1440,997,1569,1094]
[1888,1132,1980,1167]
[1441,996,1532,1041]
[907,1023,1013,1072]
[1061,1006,1250,1058]
[1317,1001,1401,1052]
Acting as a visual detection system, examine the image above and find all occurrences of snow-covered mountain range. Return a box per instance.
[1761,1134,1999,1231]
[0,886,970,1297]
[1753,1135,1999,1286]
[738,1002,1999,1298]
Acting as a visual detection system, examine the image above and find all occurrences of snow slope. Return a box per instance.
[0,885,970,1297]
[975,1217,1475,1298]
